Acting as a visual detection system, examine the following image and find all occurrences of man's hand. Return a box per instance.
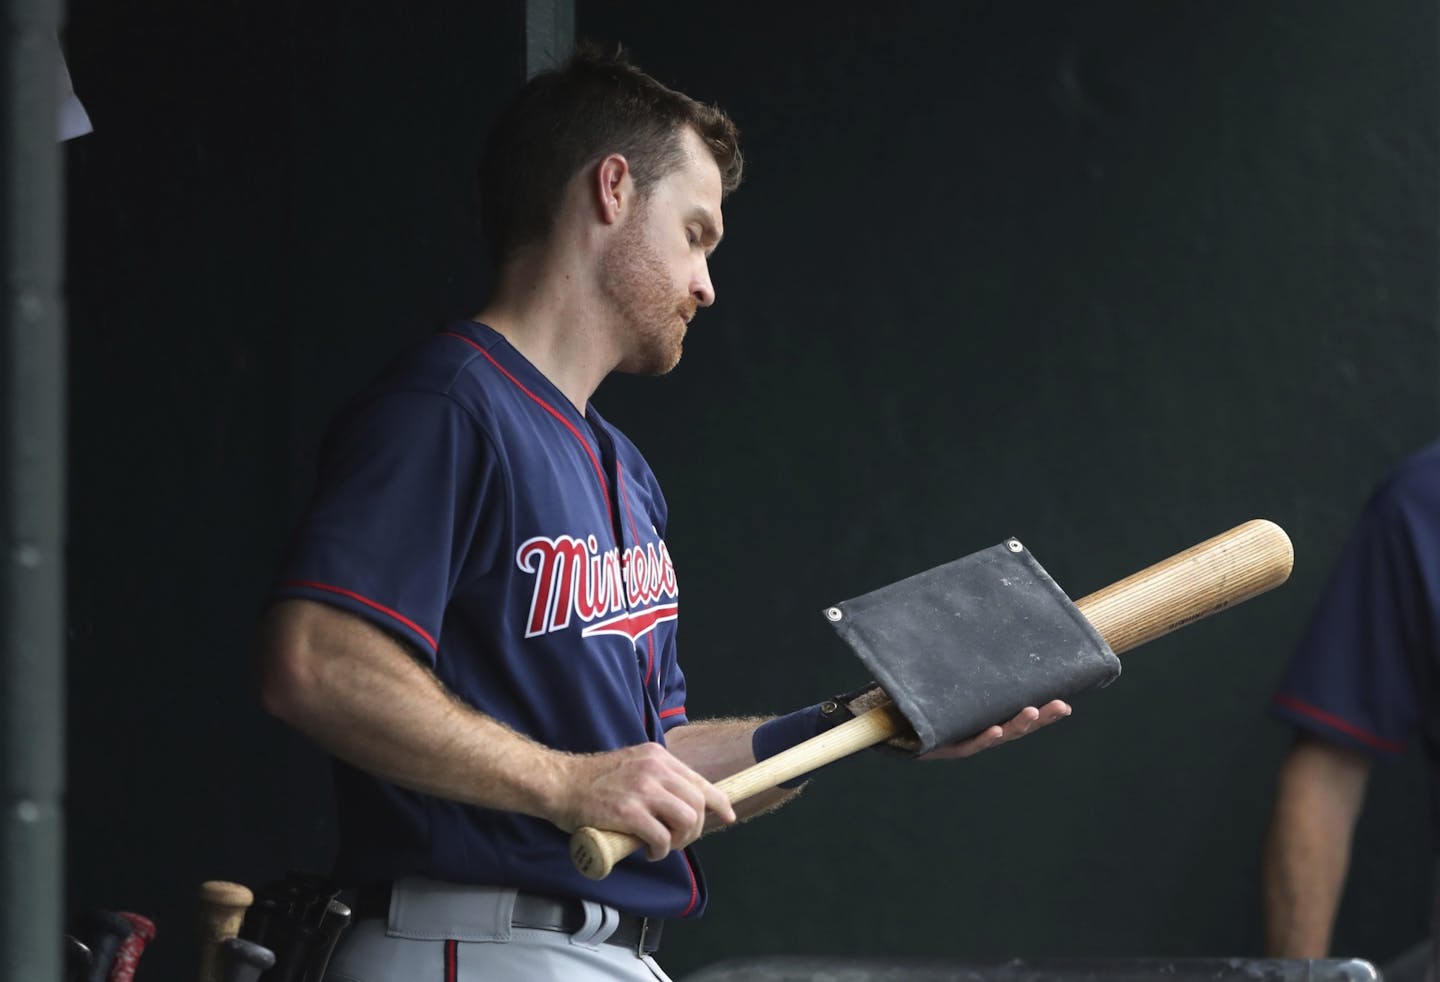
[919,700,1071,760]
[845,683,1071,758]
[549,743,736,861]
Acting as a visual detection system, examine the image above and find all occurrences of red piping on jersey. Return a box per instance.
[615,466,698,915]
[442,331,612,517]
[444,939,457,981]
[616,461,659,688]
[680,853,700,917]
[283,580,438,652]
[1272,693,1406,754]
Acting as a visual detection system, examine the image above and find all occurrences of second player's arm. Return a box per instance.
[1261,732,1372,957]
[256,598,734,858]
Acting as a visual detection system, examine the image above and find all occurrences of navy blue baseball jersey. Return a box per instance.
[272,319,708,919]
[1270,441,1440,838]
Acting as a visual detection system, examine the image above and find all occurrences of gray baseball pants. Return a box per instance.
[323,877,674,982]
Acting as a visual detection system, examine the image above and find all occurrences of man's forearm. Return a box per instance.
[667,717,800,825]
[257,599,569,819]
[257,599,735,858]
[1262,734,1371,957]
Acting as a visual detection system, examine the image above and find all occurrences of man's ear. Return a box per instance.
[594,153,631,224]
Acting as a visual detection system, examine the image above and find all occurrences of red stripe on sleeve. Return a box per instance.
[282,580,438,653]
[659,706,686,720]
[1273,693,1406,754]
[444,939,457,982]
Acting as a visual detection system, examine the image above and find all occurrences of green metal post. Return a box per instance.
[1,0,66,977]
[525,0,574,78]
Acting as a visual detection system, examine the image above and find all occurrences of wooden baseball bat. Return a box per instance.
[570,518,1294,880]
[197,880,253,982]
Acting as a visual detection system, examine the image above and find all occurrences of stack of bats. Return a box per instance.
[66,870,351,982]
[199,872,352,982]
[65,909,155,981]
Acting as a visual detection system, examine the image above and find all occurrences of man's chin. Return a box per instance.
[618,343,683,377]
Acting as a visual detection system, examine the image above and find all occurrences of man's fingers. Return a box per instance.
[699,778,735,825]
[1039,699,1073,723]
[628,812,677,862]
[559,743,737,863]
[1000,706,1041,739]
[649,784,706,847]
[626,753,734,859]
[919,700,1074,760]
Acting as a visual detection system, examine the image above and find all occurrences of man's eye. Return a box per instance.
[686,228,699,246]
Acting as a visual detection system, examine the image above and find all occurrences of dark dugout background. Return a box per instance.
[61,2,1436,979]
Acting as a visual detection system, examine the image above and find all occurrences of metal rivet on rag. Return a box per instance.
[1006,539,1024,553]
[825,607,843,622]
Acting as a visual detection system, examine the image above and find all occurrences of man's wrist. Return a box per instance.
[752,690,873,788]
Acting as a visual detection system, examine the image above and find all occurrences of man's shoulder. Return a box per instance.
[363,322,524,421]
[1370,440,1440,517]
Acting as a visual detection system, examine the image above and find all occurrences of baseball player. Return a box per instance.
[1263,441,1440,978]
[256,45,1069,982]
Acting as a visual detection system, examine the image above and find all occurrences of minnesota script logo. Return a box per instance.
[517,534,678,643]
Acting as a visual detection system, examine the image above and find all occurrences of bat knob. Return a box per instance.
[570,826,639,881]
[198,880,254,982]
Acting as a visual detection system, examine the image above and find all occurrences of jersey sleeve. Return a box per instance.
[657,644,689,731]
[272,389,501,661]
[1270,480,1429,756]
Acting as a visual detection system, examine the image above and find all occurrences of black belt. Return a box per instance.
[353,884,663,956]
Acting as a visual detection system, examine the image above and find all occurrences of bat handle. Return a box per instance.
[198,881,253,982]
[78,910,133,982]
[107,912,156,982]
[569,703,909,880]
[303,899,352,982]
[218,937,276,982]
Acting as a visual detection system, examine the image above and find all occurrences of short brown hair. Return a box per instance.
[479,43,743,267]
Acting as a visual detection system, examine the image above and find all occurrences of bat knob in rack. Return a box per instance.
[198,880,253,982]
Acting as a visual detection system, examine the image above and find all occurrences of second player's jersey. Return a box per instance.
[1270,441,1440,840]
[273,319,708,919]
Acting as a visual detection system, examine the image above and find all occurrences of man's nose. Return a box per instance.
[692,261,715,308]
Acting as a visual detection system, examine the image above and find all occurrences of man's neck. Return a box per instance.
[476,255,621,413]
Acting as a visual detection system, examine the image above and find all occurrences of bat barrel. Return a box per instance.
[1074,519,1293,655]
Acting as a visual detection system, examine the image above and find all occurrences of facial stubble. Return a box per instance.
[600,203,696,376]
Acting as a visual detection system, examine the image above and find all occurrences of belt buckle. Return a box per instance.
[635,916,653,957]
